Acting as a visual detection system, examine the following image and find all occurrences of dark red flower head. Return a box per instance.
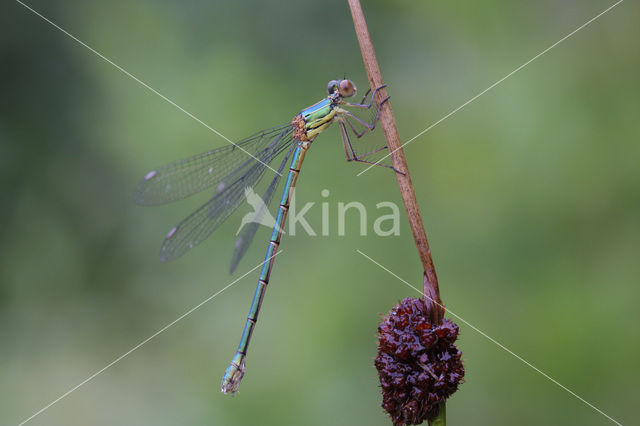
[375,297,464,425]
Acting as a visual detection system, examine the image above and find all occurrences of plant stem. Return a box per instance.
[348,4,447,422]
[430,403,446,425]
[347,0,444,325]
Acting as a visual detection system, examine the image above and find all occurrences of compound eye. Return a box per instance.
[327,80,339,94]
[338,80,356,97]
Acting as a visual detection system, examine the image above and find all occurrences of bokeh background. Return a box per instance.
[1,0,638,425]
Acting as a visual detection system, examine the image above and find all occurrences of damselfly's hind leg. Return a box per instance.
[339,120,404,174]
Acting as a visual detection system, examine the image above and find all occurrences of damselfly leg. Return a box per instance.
[337,89,401,172]
[346,84,387,109]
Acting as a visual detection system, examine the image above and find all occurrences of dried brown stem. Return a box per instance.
[347,0,444,324]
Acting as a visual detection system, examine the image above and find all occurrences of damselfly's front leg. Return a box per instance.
[345,84,387,109]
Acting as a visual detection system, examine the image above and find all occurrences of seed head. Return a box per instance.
[375,297,464,425]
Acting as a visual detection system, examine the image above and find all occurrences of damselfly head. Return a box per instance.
[327,79,357,98]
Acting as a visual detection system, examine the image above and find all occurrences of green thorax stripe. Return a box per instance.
[301,98,333,128]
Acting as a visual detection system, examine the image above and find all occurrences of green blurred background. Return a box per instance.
[1,0,638,424]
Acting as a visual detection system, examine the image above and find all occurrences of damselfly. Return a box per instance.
[135,79,391,394]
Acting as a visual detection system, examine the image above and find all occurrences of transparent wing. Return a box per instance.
[229,142,295,273]
[134,124,292,206]
[158,127,294,262]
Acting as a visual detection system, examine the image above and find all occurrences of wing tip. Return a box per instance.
[229,258,239,275]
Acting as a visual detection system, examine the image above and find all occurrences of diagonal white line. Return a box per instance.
[16,250,282,426]
[14,0,282,177]
[357,0,624,176]
[356,249,623,426]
